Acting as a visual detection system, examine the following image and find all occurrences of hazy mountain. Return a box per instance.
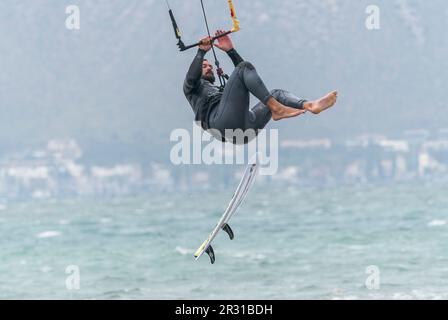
[0,0,446,161]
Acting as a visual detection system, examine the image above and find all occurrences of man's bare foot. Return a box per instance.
[272,106,307,121]
[266,97,307,121]
[304,91,338,114]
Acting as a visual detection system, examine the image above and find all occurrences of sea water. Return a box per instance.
[1,183,448,299]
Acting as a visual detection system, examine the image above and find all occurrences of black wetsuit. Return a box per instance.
[183,48,307,143]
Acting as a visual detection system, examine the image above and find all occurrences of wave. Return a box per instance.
[427,220,447,227]
[175,247,194,255]
[36,231,62,238]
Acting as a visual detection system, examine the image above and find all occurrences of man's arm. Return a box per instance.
[213,30,243,67]
[226,48,244,67]
[183,49,206,95]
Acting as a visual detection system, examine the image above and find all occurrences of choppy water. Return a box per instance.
[1,183,448,299]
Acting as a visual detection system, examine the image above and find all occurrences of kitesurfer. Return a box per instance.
[183,30,338,143]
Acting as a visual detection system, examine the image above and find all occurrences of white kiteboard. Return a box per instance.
[194,153,259,264]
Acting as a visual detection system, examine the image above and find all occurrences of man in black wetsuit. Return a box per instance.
[184,30,338,143]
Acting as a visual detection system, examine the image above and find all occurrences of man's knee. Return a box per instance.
[270,89,284,98]
[236,61,255,70]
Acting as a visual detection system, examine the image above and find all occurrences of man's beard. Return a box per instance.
[202,72,215,84]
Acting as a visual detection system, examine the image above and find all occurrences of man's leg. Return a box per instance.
[209,61,303,133]
[246,89,339,131]
[246,89,308,131]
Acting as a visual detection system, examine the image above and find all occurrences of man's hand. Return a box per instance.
[214,30,234,52]
[198,36,213,52]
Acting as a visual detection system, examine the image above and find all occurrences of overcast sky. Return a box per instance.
[0,0,446,156]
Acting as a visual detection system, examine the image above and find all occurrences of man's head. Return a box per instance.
[202,59,215,84]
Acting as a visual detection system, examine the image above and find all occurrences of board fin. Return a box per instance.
[222,223,234,240]
[205,246,215,264]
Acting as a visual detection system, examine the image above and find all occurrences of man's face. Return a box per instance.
[202,60,215,84]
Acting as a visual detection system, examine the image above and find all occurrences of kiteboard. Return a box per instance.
[194,153,259,264]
